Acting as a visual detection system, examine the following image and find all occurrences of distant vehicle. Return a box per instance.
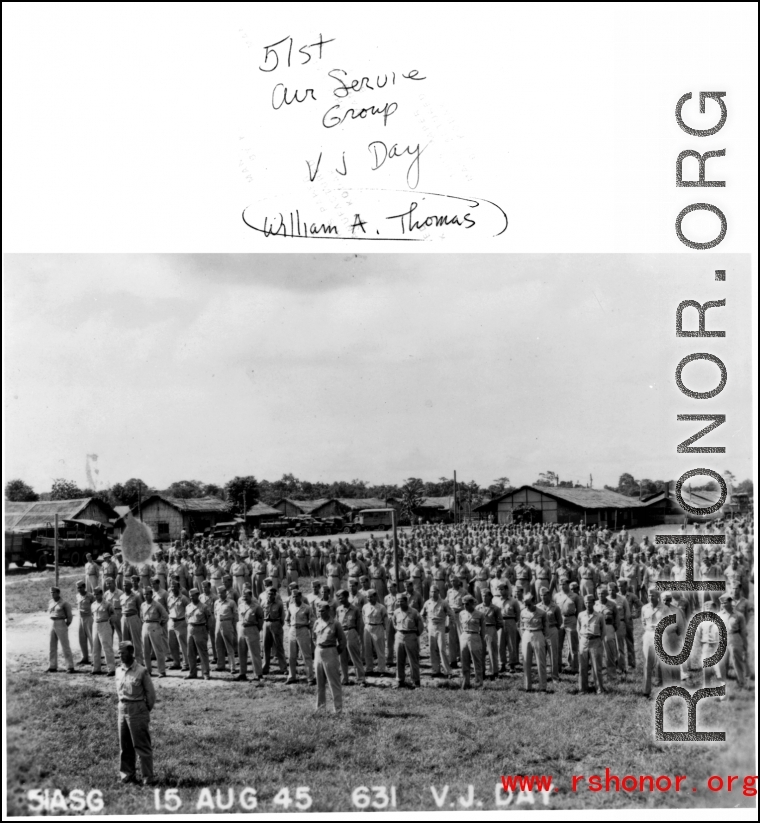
[353,509,394,531]
[284,516,323,537]
[32,519,115,567]
[257,518,293,538]
[209,520,245,540]
[4,529,48,571]
[314,516,348,535]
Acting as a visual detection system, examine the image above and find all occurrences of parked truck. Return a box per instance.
[4,529,48,571]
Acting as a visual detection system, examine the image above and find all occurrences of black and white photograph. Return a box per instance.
[2,253,755,814]
[3,2,757,819]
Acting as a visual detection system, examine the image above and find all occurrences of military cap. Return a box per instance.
[316,600,330,609]
[366,588,377,596]
[569,581,580,590]
[539,586,549,595]
[583,593,595,602]
[617,576,629,584]
[76,580,86,587]
[514,582,524,590]
[599,586,609,595]
[267,586,277,594]
[94,586,103,594]
[336,588,349,598]
[102,553,111,559]
[648,586,660,595]
[398,593,409,601]
[189,587,200,595]
[559,575,570,583]
[264,577,273,584]
[50,585,60,593]
[430,584,440,592]
[119,641,134,652]
[462,594,475,603]
[498,581,508,589]
[523,592,534,603]
[86,553,93,558]
[348,577,359,584]
[719,593,733,603]
[360,575,369,582]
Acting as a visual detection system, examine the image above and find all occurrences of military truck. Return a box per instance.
[32,519,115,567]
[4,529,48,571]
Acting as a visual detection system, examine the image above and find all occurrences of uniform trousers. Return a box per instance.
[579,635,604,694]
[86,574,99,594]
[500,619,519,670]
[718,640,747,689]
[263,621,287,673]
[461,632,484,687]
[483,625,499,677]
[142,622,167,675]
[602,624,618,673]
[544,625,560,680]
[78,614,94,661]
[215,619,237,671]
[121,614,144,665]
[558,623,578,672]
[49,620,74,670]
[615,624,628,673]
[364,624,387,674]
[187,624,210,676]
[340,627,365,683]
[238,624,263,678]
[288,626,314,681]
[168,619,189,669]
[314,646,342,712]
[448,614,462,664]
[118,701,153,781]
[426,622,450,675]
[92,620,115,673]
[521,630,547,690]
[395,631,420,685]
[109,612,123,644]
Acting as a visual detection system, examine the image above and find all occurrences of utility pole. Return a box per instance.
[453,470,458,524]
[54,514,59,587]
[391,508,399,589]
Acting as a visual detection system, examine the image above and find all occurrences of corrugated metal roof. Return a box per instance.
[419,496,454,509]
[337,498,388,510]
[477,485,648,510]
[246,502,281,517]
[5,498,116,530]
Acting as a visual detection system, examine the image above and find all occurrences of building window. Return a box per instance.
[157,522,170,537]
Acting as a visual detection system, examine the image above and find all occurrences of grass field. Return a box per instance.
[4,543,757,815]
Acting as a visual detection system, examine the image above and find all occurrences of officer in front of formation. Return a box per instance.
[115,640,157,786]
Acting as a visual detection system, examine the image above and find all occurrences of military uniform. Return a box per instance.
[167,591,190,670]
[141,599,169,675]
[640,600,668,696]
[313,614,345,712]
[519,604,548,690]
[92,598,116,674]
[392,606,423,686]
[116,655,156,782]
[48,595,75,671]
[76,590,95,663]
[120,591,144,665]
[577,608,605,694]
[214,597,239,673]
[421,596,453,676]
[238,598,264,679]
[718,606,748,690]
[286,599,314,682]
[498,596,521,672]
[186,599,212,677]
[541,599,562,680]
[337,602,365,685]
[362,600,389,675]
[554,590,578,673]
[480,602,503,679]
[459,606,486,687]
[84,559,100,594]
[262,598,287,674]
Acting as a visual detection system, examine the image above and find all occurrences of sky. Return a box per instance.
[3,253,753,494]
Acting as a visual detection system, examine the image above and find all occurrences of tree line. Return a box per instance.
[6,471,752,515]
